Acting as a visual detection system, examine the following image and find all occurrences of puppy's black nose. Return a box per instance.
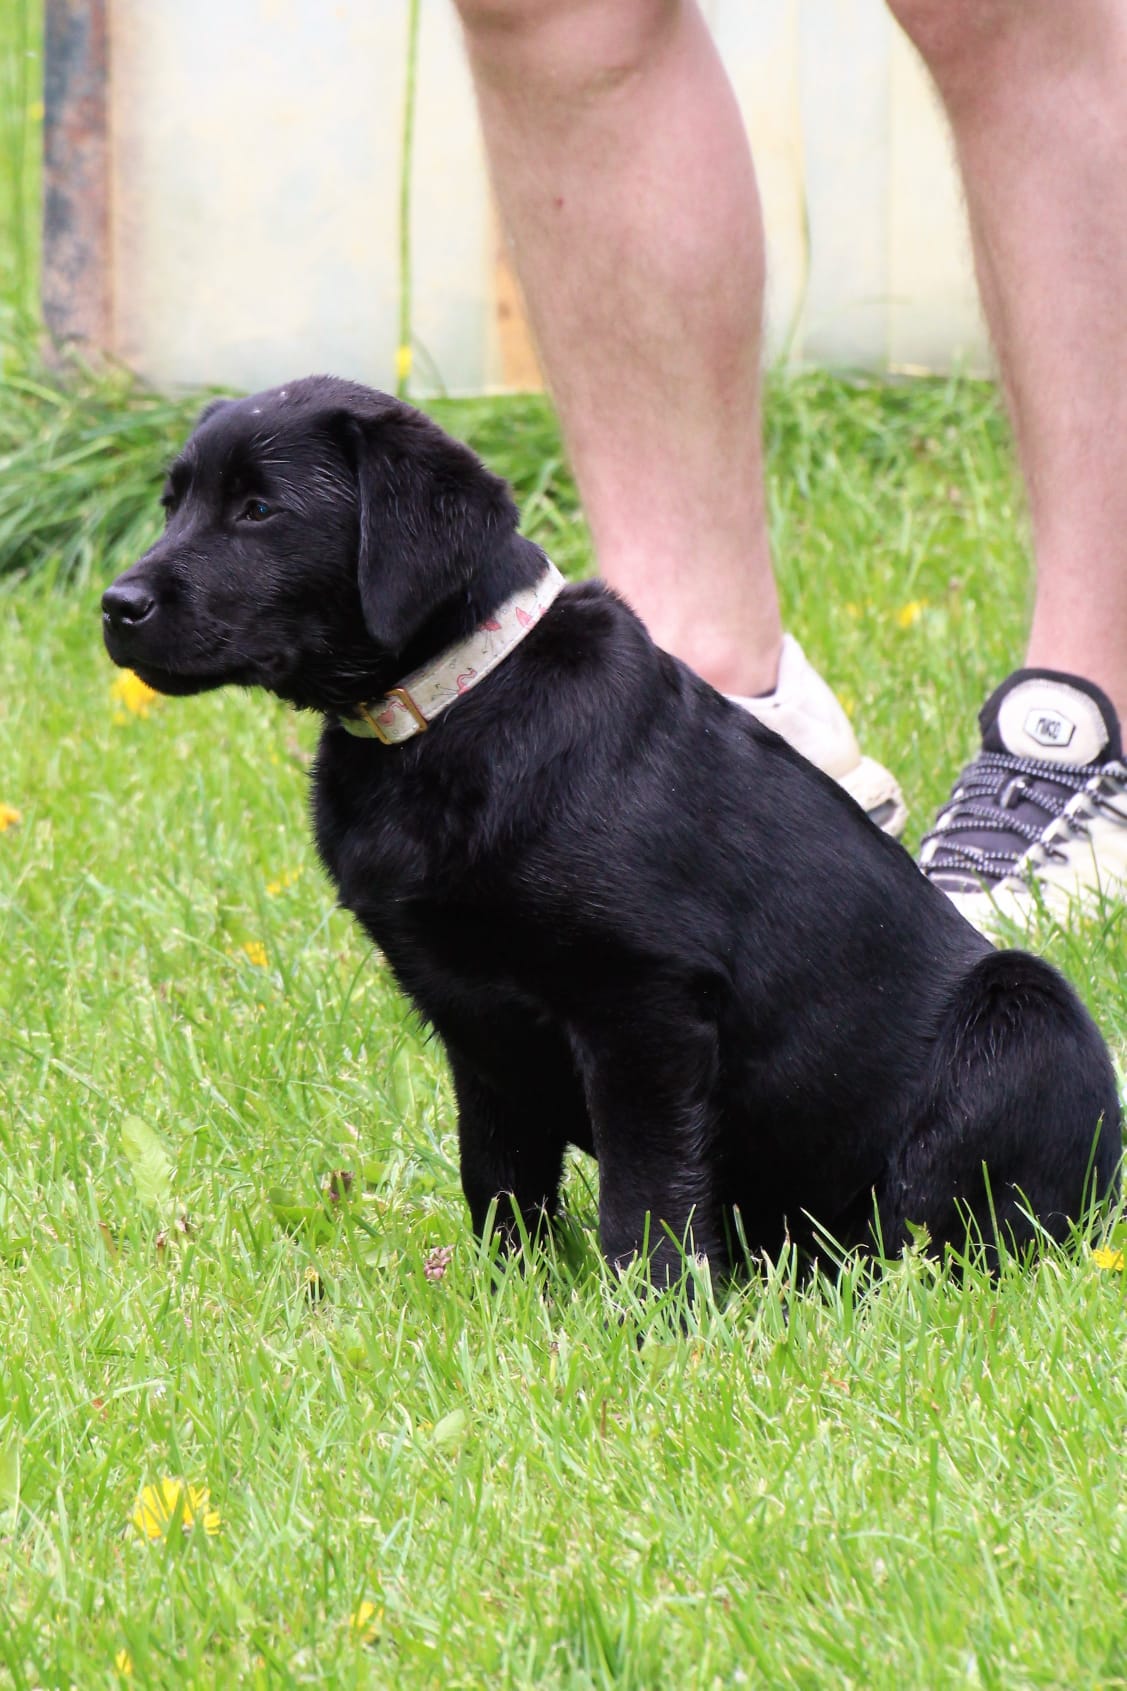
[102,580,155,627]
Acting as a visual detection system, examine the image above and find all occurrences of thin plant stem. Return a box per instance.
[397,0,422,399]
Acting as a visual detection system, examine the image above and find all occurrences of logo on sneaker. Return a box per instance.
[1024,708,1075,750]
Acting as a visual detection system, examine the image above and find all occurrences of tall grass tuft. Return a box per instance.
[0,341,227,589]
[0,327,589,590]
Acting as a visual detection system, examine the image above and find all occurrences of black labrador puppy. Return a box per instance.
[102,376,1121,1280]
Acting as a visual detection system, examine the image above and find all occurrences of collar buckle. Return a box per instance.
[356,686,429,743]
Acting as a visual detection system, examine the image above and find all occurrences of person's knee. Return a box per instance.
[452,0,583,30]
[454,0,680,83]
[884,0,1014,78]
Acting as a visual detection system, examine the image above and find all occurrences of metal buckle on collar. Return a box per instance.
[355,686,429,744]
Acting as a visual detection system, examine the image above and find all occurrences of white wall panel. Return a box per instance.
[109,0,990,393]
[112,0,408,389]
[887,28,987,372]
[710,0,808,362]
[798,0,892,367]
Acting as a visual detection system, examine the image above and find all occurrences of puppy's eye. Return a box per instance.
[159,492,176,524]
[240,499,272,523]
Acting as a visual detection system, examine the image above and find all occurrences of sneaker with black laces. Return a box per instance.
[920,669,1127,932]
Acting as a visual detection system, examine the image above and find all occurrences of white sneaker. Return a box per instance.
[920,668,1127,933]
[730,634,908,837]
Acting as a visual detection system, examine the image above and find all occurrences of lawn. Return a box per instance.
[2,2,1126,1678]
[2,350,1126,1689]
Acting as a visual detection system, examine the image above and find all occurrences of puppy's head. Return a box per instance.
[101,375,522,712]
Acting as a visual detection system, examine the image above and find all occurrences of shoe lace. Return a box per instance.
[920,751,1127,886]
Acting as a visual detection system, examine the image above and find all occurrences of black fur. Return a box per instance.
[102,375,1121,1280]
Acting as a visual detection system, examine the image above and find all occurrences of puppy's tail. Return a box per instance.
[879,948,1121,1261]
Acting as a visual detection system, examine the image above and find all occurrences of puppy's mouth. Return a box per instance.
[119,660,236,698]
[101,578,299,700]
[101,620,227,696]
[104,627,294,699]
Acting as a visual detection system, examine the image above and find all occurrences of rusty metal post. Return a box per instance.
[42,0,111,351]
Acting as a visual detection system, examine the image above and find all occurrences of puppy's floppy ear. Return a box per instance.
[338,404,520,654]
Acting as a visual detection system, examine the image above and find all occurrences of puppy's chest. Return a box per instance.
[333,845,551,1023]
[313,742,531,926]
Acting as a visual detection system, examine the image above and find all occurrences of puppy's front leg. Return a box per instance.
[446,1041,590,1251]
[577,1015,729,1285]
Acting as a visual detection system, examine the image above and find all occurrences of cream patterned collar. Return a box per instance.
[339,560,567,743]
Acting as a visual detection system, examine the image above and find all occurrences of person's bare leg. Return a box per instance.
[453,0,781,697]
[889,0,1127,725]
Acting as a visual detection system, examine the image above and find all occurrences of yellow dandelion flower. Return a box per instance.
[266,867,303,896]
[1092,1245,1125,1272]
[350,1600,383,1644]
[241,940,268,968]
[114,1649,134,1676]
[896,600,927,631]
[0,803,21,833]
[131,1478,221,1540]
[395,344,413,385]
[110,671,163,719]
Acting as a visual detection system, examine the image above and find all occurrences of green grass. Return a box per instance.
[0,0,41,326]
[3,1,1120,1676]
[2,358,1127,1688]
